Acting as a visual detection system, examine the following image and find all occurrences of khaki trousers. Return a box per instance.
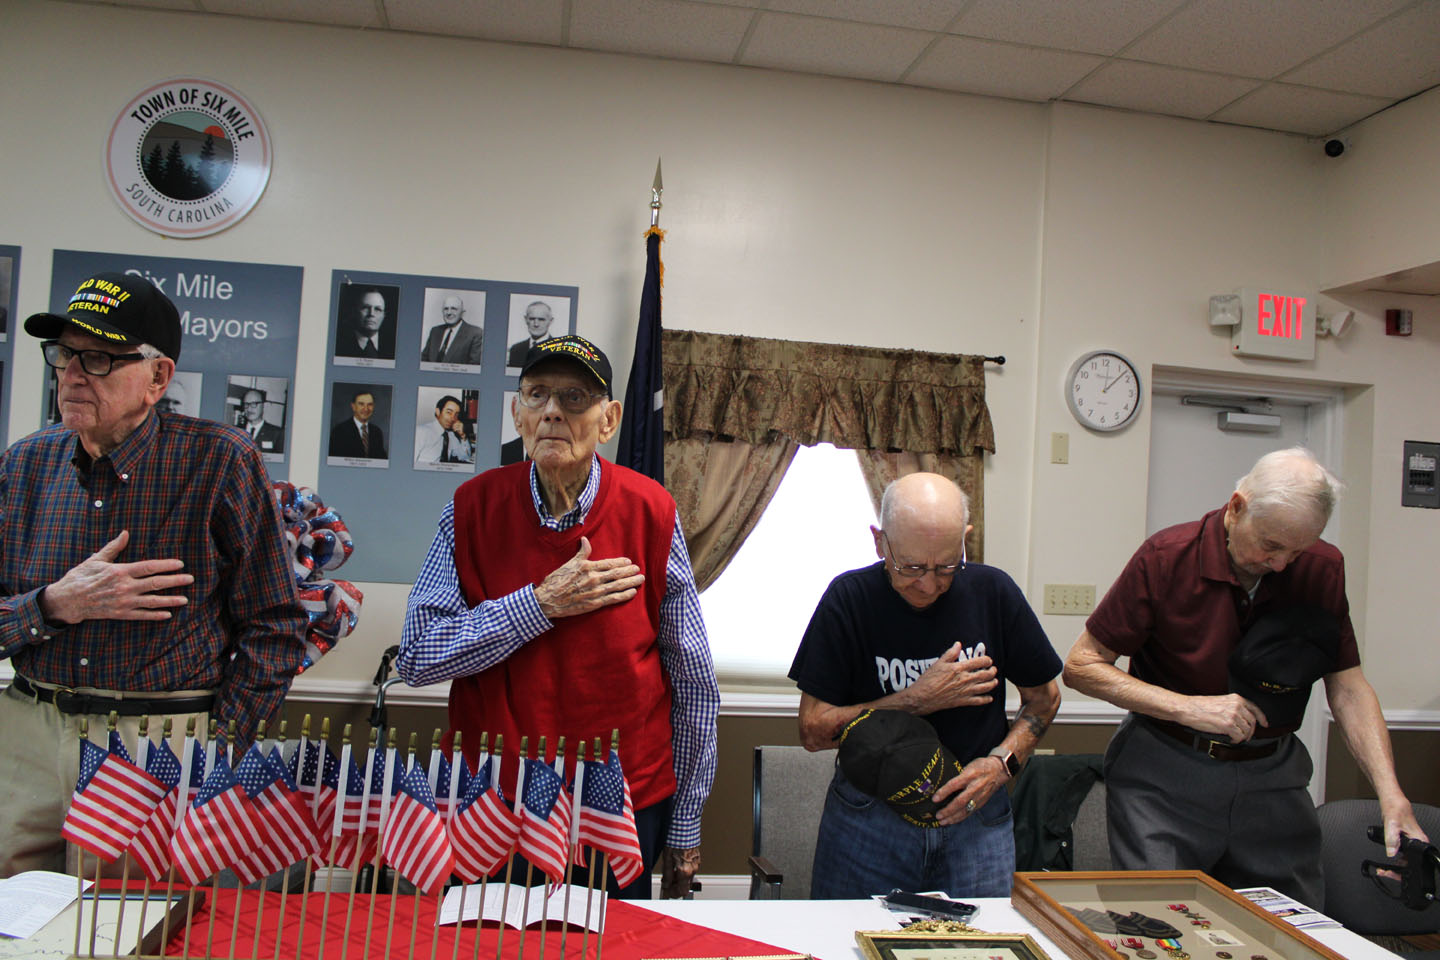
[0,681,211,879]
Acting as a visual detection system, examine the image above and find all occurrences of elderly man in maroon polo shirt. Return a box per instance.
[1064,447,1426,907]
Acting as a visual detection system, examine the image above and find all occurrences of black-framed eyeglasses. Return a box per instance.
[879,530,965,580]
[517,384,606,415]
[42,340,149,377]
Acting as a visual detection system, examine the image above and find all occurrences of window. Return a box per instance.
[699,443,879,681]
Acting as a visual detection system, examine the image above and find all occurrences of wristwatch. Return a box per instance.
[988,747,1021,780]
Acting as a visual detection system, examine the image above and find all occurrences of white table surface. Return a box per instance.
[634,897,1395,960]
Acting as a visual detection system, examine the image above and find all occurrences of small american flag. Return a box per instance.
[170,752,264,884]
[578,750,644,887]
[449,761,520,882]
[431,751,469,822]
[382,763,455,895]
[61,733,167,864]
[232,746,320,884]
[331,750,376,867]
[518,757,570,882]
[125,737,184,883]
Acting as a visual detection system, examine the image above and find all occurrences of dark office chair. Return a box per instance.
[1317,797,1440,953]
[747,745,837,899]
[1012,753,1110,871]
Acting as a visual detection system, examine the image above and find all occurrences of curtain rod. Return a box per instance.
[984,355,1006,365]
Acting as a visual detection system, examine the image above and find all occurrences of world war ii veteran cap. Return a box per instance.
[1228,605,1340,728]
[519,334,613,397]
[25,272,183,361]
[837,709,965,828]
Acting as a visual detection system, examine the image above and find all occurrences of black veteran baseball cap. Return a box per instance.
[25,272,183,361]
[837,709,964,828]
[520,335,613,397]
[1228,605,1340,728]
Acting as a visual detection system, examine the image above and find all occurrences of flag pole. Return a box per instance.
[88,713,120,959]
[232,720,269,960]
[271,719,294,960]
[386,733,417,960]
[618,158,667,484]
[72,717,88,960]
[518,737,543,960]
[185,719,221,960]
[252,720,286,960]
[168,717,199,960]
[497,737,525,960]
[538,737,565,960]
[319,723,354,960]
[561,739,586,960]
[415,731,445,960]
[133,717,172,958]
[448,731,469,960]
[651,158,663,228]
[582,737,603,960]
[341,727,380,960]
[467,732,489,960]
[296,715,324,960]
[206,720,237,960]
[112,714,149,956]
[366,727,399,960]
[595,731,620,960]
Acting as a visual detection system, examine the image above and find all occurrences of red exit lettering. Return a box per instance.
[1256,293,1306,339]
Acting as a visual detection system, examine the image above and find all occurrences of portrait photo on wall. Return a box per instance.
[333,282,399,368]
[499,389,528,466]
[227,374,289,461]
[505,293,570,370]
[0,254,13,340]
[327,381,392,468]
[418,287,485,371]
[157,370,204,418]
[413,386,478,473]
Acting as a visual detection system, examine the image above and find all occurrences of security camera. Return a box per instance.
[1324,139,1346,158]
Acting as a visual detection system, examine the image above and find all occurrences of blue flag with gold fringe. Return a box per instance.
[618,227,665,484]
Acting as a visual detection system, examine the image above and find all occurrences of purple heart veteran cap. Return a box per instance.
[25,272,183,361]
[837,708,965,828]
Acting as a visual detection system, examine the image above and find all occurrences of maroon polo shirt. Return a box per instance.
[1086,506,1359,735]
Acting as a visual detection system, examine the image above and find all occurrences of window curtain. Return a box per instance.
[662,330,995,589]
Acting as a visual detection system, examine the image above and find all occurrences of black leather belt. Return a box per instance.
[9,674,215,717]
[1145,717,1290,762]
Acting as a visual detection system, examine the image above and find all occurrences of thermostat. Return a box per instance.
[1402,441,1440,509]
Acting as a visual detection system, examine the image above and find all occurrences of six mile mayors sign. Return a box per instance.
[105,77,272,239]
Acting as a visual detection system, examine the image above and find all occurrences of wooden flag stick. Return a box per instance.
[319,724,356,960]
[385,733,419,960]
[518,735,545,960]
[449,731,471,960]
[594,732,619,960]
[366,728,400,960]
[581,854,597,960]
[538,737,566,960]
[427,728,447,960]
[88,713,121,959]
[264,721,292,960]
[561,739,586,960]
[133,718,173,958]
[227,883,245,960]
[211,724,235,960]
[180,885,198,960]
[497,736,526,960]
[73,717,90,960]
[340,728,379,960]
[300,716,327,960]
[468,733,491,960]
[168,717,199,960]
[111,715,151,956]
[235,722,271,960]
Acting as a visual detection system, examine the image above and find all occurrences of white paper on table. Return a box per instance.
[0,872,94,940]
[437,883,604,932]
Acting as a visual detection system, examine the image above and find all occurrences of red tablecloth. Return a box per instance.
[163,890,795,960]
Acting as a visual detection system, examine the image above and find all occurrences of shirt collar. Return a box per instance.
[1198,505,1239,584]
[530,455,601,529]
[70,410,157,484]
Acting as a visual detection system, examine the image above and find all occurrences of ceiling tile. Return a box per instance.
[1281,3,1440,99]
[200,0,382,28]
[1211,83,1393,136]
[765,0,967,32]
[740,11,934,83]
[1064,60,1261,119]
[906,36,1105,101]
[952,0,1186,56]
[1123,0,1414,78]
[570,0,753,63]
[385,0,564,44]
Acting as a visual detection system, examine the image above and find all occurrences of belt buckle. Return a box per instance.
[1205,738,1225,759]
[52,686,83,714]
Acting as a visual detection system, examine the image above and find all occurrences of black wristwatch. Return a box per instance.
[988,747,1021,780]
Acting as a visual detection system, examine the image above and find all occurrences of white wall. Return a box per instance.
[2,3,1436,713]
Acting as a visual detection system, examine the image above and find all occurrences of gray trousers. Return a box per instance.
[1104,714,1322,908]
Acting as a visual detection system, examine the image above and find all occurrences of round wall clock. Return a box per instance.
[1066,350,1142,432]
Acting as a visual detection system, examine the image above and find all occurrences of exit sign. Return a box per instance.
[1231,287,1316,360]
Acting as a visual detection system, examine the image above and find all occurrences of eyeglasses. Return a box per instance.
[879,530,965,579]
[43,340,149,377]
[517,384,605,415]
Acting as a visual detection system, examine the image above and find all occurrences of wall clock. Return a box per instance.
[1067,350,1141,432]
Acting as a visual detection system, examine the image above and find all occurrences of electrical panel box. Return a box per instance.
[1402,441,1440,508]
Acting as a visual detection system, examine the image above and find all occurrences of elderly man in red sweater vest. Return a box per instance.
[399,334,719,899]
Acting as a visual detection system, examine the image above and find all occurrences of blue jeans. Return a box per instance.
[810,766,1015,899]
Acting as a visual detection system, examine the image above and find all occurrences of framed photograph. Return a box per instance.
[1011,871,1346,960]
[857,929,1052,960]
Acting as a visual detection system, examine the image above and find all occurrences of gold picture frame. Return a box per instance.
[856,928,1053,960]
[1011,871,1346,960]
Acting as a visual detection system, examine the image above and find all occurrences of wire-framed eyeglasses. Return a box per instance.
[879,530,966,579]
[42,340,149,377]
[516,384,606,415]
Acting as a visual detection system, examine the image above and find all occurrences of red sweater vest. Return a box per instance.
[449,458,678,809]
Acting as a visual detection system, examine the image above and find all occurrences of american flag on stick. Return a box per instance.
[125,737,188,883]
[61,733,167,864]
[518,757,571,882]
[577,749,645,888]
[382,763,455,895]
[232,745,320,884]
[449,758,520,881]
[170,751,264,885]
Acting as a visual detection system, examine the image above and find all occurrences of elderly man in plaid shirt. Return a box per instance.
[400,334,718,899]
[0,272,305,877]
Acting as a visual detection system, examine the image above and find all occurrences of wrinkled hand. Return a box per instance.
[932,755,1005,826]
[906,643,998,713]
[451,420,468,438]
[1381,800,1429,858]
[1183,694,1268,743]
[659,846,700,899]
[533,537,644,620]
[39,530,192,625]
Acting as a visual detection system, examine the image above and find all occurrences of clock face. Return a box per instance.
[1067,351,1142,432]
